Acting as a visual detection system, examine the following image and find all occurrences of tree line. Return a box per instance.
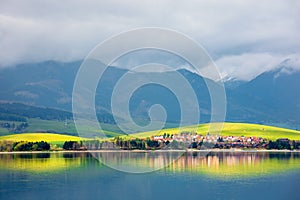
[0,137,299,152]
[61,137,300,151]
[0,141,50,151]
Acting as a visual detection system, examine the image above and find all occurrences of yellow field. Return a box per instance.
[1,123,300,143]
[130,122,300,140]
[0,133,84,142]
[0,153,84,173]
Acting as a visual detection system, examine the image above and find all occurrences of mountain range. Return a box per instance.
[0,60,299,130]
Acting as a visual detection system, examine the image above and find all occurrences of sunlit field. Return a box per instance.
[1,123,300,143]
[0,133,83,143]
[130,122,300,140]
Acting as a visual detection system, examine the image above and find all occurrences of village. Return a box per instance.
[151,132,270,149]
[105,132,300,150]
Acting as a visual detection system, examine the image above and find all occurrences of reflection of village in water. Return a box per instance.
[97,151,300,176]
[167,152,300,176]
[1,152,300,176]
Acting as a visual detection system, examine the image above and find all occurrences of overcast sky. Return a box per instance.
[1,0,300,81]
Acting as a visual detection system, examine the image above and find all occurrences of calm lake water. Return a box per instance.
[0,151,300,200]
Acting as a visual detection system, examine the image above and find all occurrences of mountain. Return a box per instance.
[0,61,79,110]
[229,67,300,126]
[0,60,299,129]
[0,61,214,124]
[0,102,72,121]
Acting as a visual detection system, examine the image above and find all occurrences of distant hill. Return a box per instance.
[0,102,72,121]
[0,61,79,110]
[0,102,120,135]
[0,102,115,123]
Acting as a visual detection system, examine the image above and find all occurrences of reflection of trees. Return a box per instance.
[94,152,183,171]
[0,153,89,172]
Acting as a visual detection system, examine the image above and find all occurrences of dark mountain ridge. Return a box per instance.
[1,60,299,129]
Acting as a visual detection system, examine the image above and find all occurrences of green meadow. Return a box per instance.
[1,122,300,144]
[129,122,300,140]
[0,118,123,138]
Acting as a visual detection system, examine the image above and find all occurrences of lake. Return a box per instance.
[0,151,300,200]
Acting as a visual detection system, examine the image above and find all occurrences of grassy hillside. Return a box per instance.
[25,119,124,137]
[0,118,124,137]
[130,122,300,140]
[0,133,84,143]
[0,102,125,137]
[2,122,300,144]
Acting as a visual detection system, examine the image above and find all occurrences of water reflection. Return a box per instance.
[0,152,94,173]
[0,151,299,177]
[168,152,300,178]
[93,151,186,173]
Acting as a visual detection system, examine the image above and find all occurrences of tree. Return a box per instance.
[12,141,50,151]
[0,141,14,152]
[37,141,50,151]
[268,139,291,150]
[146,139,159,149]
[32,144,39,151]
[130,140,137,149]
[13,141,32,151]
[63,141,81,150]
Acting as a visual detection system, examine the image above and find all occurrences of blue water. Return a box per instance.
[0,152,300,200]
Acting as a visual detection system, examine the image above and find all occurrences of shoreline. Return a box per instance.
[0,149,300,154]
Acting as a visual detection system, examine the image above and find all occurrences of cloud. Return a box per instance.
[216,53,300,81]
[0,0,300,80]
[14,90,39,99]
